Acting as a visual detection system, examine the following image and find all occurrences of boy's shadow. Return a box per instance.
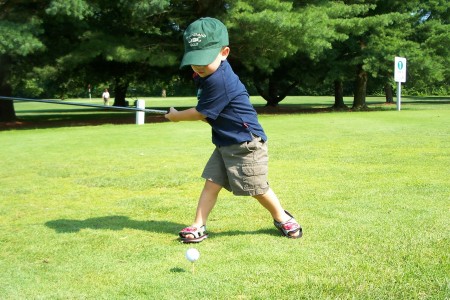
[45,215,184,234]
[45,215,280,237]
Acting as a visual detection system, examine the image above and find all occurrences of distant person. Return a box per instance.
[102,89,110,106]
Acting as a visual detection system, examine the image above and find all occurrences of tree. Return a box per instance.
[0,2,45,122]
[326,0,449,108]
[314,2,376,109]
[224,0,341,106]
[403,0,450,95]
[41,0,181,106]
[334,1,406,109]
[1,0,189,119]
[2,0,447,123]
[2,0,233,112]
[221,1,387,107]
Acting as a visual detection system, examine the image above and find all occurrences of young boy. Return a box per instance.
[165,17,302,243]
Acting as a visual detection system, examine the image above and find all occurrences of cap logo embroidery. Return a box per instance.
[187,33,206,47]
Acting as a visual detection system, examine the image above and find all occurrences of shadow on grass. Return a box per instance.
[1,114,168,131]
[169,267,186,273]
[45,215,184,234]
[45,215,280,237]
[213,228,280,238]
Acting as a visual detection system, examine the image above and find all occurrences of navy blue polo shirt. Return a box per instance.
[195,60,267,147]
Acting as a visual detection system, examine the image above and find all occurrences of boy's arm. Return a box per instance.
[165,107,206,122]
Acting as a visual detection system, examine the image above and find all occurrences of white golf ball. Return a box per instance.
[185,248,200,262]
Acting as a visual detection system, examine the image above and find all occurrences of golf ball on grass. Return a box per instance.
[185,248,200,262]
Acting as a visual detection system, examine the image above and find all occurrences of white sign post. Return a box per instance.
[394,57,407,111]
[136,99,145,125]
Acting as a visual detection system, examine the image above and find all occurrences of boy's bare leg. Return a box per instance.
[253,188,300,237]
[189,179,222,230]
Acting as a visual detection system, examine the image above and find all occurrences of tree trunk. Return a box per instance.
[0,97,16,122]
[0,56,16,122]
[352,64,368,110]
[332,79,348,109]
[112,77,129,107]
[384,83,394,103]
[254,76,298,107]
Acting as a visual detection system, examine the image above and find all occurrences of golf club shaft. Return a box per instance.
[0,96,168,115]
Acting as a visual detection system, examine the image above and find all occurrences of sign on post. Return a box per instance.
[394,57,407,111]
[395,57,407,83]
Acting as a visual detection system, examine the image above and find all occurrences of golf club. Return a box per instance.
[0,96,168,115]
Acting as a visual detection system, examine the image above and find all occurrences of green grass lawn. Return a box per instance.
[1,97,449,299]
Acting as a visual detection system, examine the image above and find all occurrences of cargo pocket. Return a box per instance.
[244,135,263,152]
[241,163,268,191]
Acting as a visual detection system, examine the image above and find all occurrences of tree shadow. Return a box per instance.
[45,215,184,234]
[44,215,281,238]
[0,114,168,131]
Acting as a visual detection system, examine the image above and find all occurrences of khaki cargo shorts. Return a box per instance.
[202,135,270,196]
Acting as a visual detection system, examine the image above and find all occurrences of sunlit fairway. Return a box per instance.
[1,97,448,299]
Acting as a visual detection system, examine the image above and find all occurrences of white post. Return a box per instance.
[136,99,145,125]
[394,57,406,112]
[397,82,401,111]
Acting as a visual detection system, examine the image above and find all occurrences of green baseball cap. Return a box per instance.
[180,17,229,69]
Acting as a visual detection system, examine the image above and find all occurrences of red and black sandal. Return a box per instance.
[273,211,303,239]
[179,225,208,243]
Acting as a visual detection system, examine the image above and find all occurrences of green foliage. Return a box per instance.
[305,0,450,104]
[45,0,93,20]
[225,0,299,72]
[0,18,45,56]
[0,0,449,108]
[125,0,171,19]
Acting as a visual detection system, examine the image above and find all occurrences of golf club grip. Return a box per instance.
[143,108,169,115]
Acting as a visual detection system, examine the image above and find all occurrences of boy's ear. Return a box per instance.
[220,47,230,59]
